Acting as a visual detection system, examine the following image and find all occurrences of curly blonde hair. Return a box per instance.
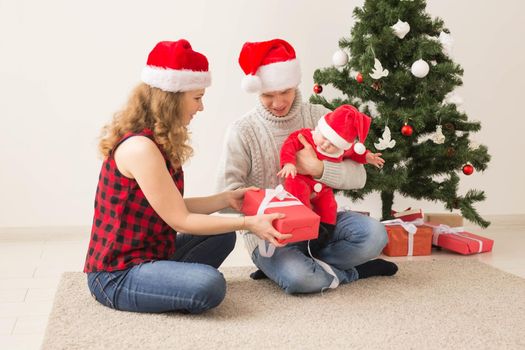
[98,83,193,168]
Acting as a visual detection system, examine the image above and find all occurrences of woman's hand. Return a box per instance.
[224,187,259,211]
[245,214,292,247]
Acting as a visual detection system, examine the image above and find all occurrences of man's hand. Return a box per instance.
[295,133,324,178]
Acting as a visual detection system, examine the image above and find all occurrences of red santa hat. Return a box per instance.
[141,39,211,93]
[238,39,301,93]
[317,105,371,155]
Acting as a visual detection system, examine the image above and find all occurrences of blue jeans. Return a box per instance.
[252,211,387,294]
[87,232,236,313]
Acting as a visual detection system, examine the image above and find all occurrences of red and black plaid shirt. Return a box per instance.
[84,129,184,273]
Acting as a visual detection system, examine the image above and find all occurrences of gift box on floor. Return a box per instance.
[241,187,320,244]
[425,224,494,255]
[424,213,464,227]
[391,208,424,222]
[382,224,433,257]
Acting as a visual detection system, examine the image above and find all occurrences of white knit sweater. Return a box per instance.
[216,90,366,253]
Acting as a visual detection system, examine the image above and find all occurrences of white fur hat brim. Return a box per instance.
[141,66,211,92]
[242,59,301,93]
[317,115,352,150]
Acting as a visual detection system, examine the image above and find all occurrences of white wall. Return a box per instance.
[1,0,524,227]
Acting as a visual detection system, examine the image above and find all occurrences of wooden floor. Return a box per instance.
[1,215,524,349]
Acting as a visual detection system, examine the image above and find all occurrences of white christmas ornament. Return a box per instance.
[332,49,349,66]
[391,20,410,39]
[411,59,430,78]
[431,125,446,144]
[374,126,396,150]
[443,91,463,106]
[469,140,480,150]
[439,32,454,56]
[369,58,389,79]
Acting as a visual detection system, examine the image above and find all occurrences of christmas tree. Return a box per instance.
[310,0,491,227]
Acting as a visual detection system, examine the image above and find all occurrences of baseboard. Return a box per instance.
[1,214,524,241]
[469,214,525,227]
[0,226,90,242]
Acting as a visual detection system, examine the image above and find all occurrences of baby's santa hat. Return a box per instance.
[141,39,211,93]
[317,105,371,155]
[238,39,301,93]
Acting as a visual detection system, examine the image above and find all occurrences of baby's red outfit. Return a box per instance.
[280,129,367,225]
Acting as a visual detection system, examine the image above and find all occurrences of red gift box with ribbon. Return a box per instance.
[425,224,494,255]
[382,219,432,256]
[241,186,320,244]
[391,207,424,222]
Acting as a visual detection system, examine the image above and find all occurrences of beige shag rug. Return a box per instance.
[42,259,525,350]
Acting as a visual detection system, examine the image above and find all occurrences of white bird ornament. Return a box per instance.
[369,58,389,80]
[374,126,396,150]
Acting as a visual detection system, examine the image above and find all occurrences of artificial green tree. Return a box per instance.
[310,0,491,227]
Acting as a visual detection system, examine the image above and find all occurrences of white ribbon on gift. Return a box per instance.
[306,241,340,290]
[256,185,303,257]
[255,185,340,290]
[381,218,422,256]
[426,224,483,253]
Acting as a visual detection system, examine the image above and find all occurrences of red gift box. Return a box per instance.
[426,224,494,255]
[382,224,433,257]
[241,188,320,244]
[391,207,424,222]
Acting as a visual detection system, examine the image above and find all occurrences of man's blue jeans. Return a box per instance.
[252,211,388,294]
[87,232,236,313]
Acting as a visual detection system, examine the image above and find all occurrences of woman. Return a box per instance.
[84,40,290,313]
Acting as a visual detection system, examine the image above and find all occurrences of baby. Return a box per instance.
[277,104,384,244]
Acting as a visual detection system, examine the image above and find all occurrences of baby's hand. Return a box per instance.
[277,163,297,178]
[366,152,385,169]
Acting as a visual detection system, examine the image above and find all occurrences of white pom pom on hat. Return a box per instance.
[353,142,366,155]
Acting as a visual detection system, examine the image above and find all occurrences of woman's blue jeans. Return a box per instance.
[87,232,236,314]
[252,211,388,294]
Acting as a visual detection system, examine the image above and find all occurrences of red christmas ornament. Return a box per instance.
[401,123,413,136]
[462,164,474,175]
[313,84,323,94]
[356,72,363,83]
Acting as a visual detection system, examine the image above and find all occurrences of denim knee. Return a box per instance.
[280,269,329,295]
[283,275,313,294]
[190,267,227,313]
[366,219,388,257]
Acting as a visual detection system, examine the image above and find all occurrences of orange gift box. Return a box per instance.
[241,188,320,244]
[383,225,433,256]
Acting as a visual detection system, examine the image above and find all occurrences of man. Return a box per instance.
[217,38,397,294]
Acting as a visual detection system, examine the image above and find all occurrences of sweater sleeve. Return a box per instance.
[318,159,367,190]
[216,122,252,192]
